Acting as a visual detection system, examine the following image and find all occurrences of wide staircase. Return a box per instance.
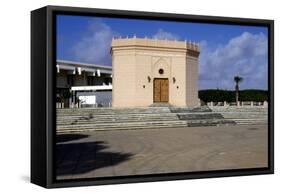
[210,106,268,125]
[56,106,243,133]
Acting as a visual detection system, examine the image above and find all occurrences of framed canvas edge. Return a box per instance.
[31,5,274,188]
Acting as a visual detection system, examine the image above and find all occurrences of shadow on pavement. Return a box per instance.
[56,134,89,143]
[56,140,133,177]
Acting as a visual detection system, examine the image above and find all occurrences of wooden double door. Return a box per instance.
[153,78,169,103]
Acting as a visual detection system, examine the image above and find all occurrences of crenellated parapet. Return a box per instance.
[111,36,200,55]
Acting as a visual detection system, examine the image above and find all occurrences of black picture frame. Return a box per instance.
[31,5,274,188]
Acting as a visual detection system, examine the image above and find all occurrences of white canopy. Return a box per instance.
[71,85,112,91]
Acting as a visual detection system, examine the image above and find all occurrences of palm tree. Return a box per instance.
[234,76,243,105]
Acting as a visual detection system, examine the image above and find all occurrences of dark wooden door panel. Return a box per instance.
[161,79,169,102]
[154,79,161,102]
[154,79,169,103]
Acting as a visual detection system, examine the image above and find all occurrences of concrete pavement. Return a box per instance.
[56,124,268,180]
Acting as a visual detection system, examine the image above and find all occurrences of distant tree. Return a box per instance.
[234,76,243,105]
[199,89,267,103]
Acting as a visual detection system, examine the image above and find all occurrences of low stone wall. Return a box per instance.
[206,101,268,108]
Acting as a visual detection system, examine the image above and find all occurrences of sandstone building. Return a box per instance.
[111,37,200,107]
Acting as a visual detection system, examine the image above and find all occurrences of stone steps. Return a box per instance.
[57,107,187,132]
[56,107,171,115]
[57,118,266,126]
[56,112,233,125]
[185,118,266,127]
[57,117,266,133]
[57,112,178,118]
[57,120,188,133]
[226,118,267,122]
[57,117,179,125]
[211,108,267,112]
[170,106,212,113]
[56,114,267,123]
[56,106,268,133]
[210,107,267,125]
[57,113,179,124]
[57,111,266,119]
[56,119,237,133]
[209,107,268,125]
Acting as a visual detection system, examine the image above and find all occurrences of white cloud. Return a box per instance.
[72,27,180,65]
[199,32,268,90]
[72,19,117,65]
[153,29,179,40]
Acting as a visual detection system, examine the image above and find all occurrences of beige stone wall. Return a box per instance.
[170,55,187,106]
[112,50,137,107]
[135,53,153,106]
[111,37,199,107]
[186,56,199,106]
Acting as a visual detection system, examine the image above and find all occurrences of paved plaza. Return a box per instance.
[56,124,268,180]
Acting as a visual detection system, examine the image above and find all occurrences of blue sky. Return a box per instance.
[57,15,268,90]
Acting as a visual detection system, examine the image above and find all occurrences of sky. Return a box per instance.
[56,15,268,90]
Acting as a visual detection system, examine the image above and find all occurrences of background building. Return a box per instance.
[56,60,112,108]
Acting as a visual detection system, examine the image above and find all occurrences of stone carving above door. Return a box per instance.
[152,57,171,78]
